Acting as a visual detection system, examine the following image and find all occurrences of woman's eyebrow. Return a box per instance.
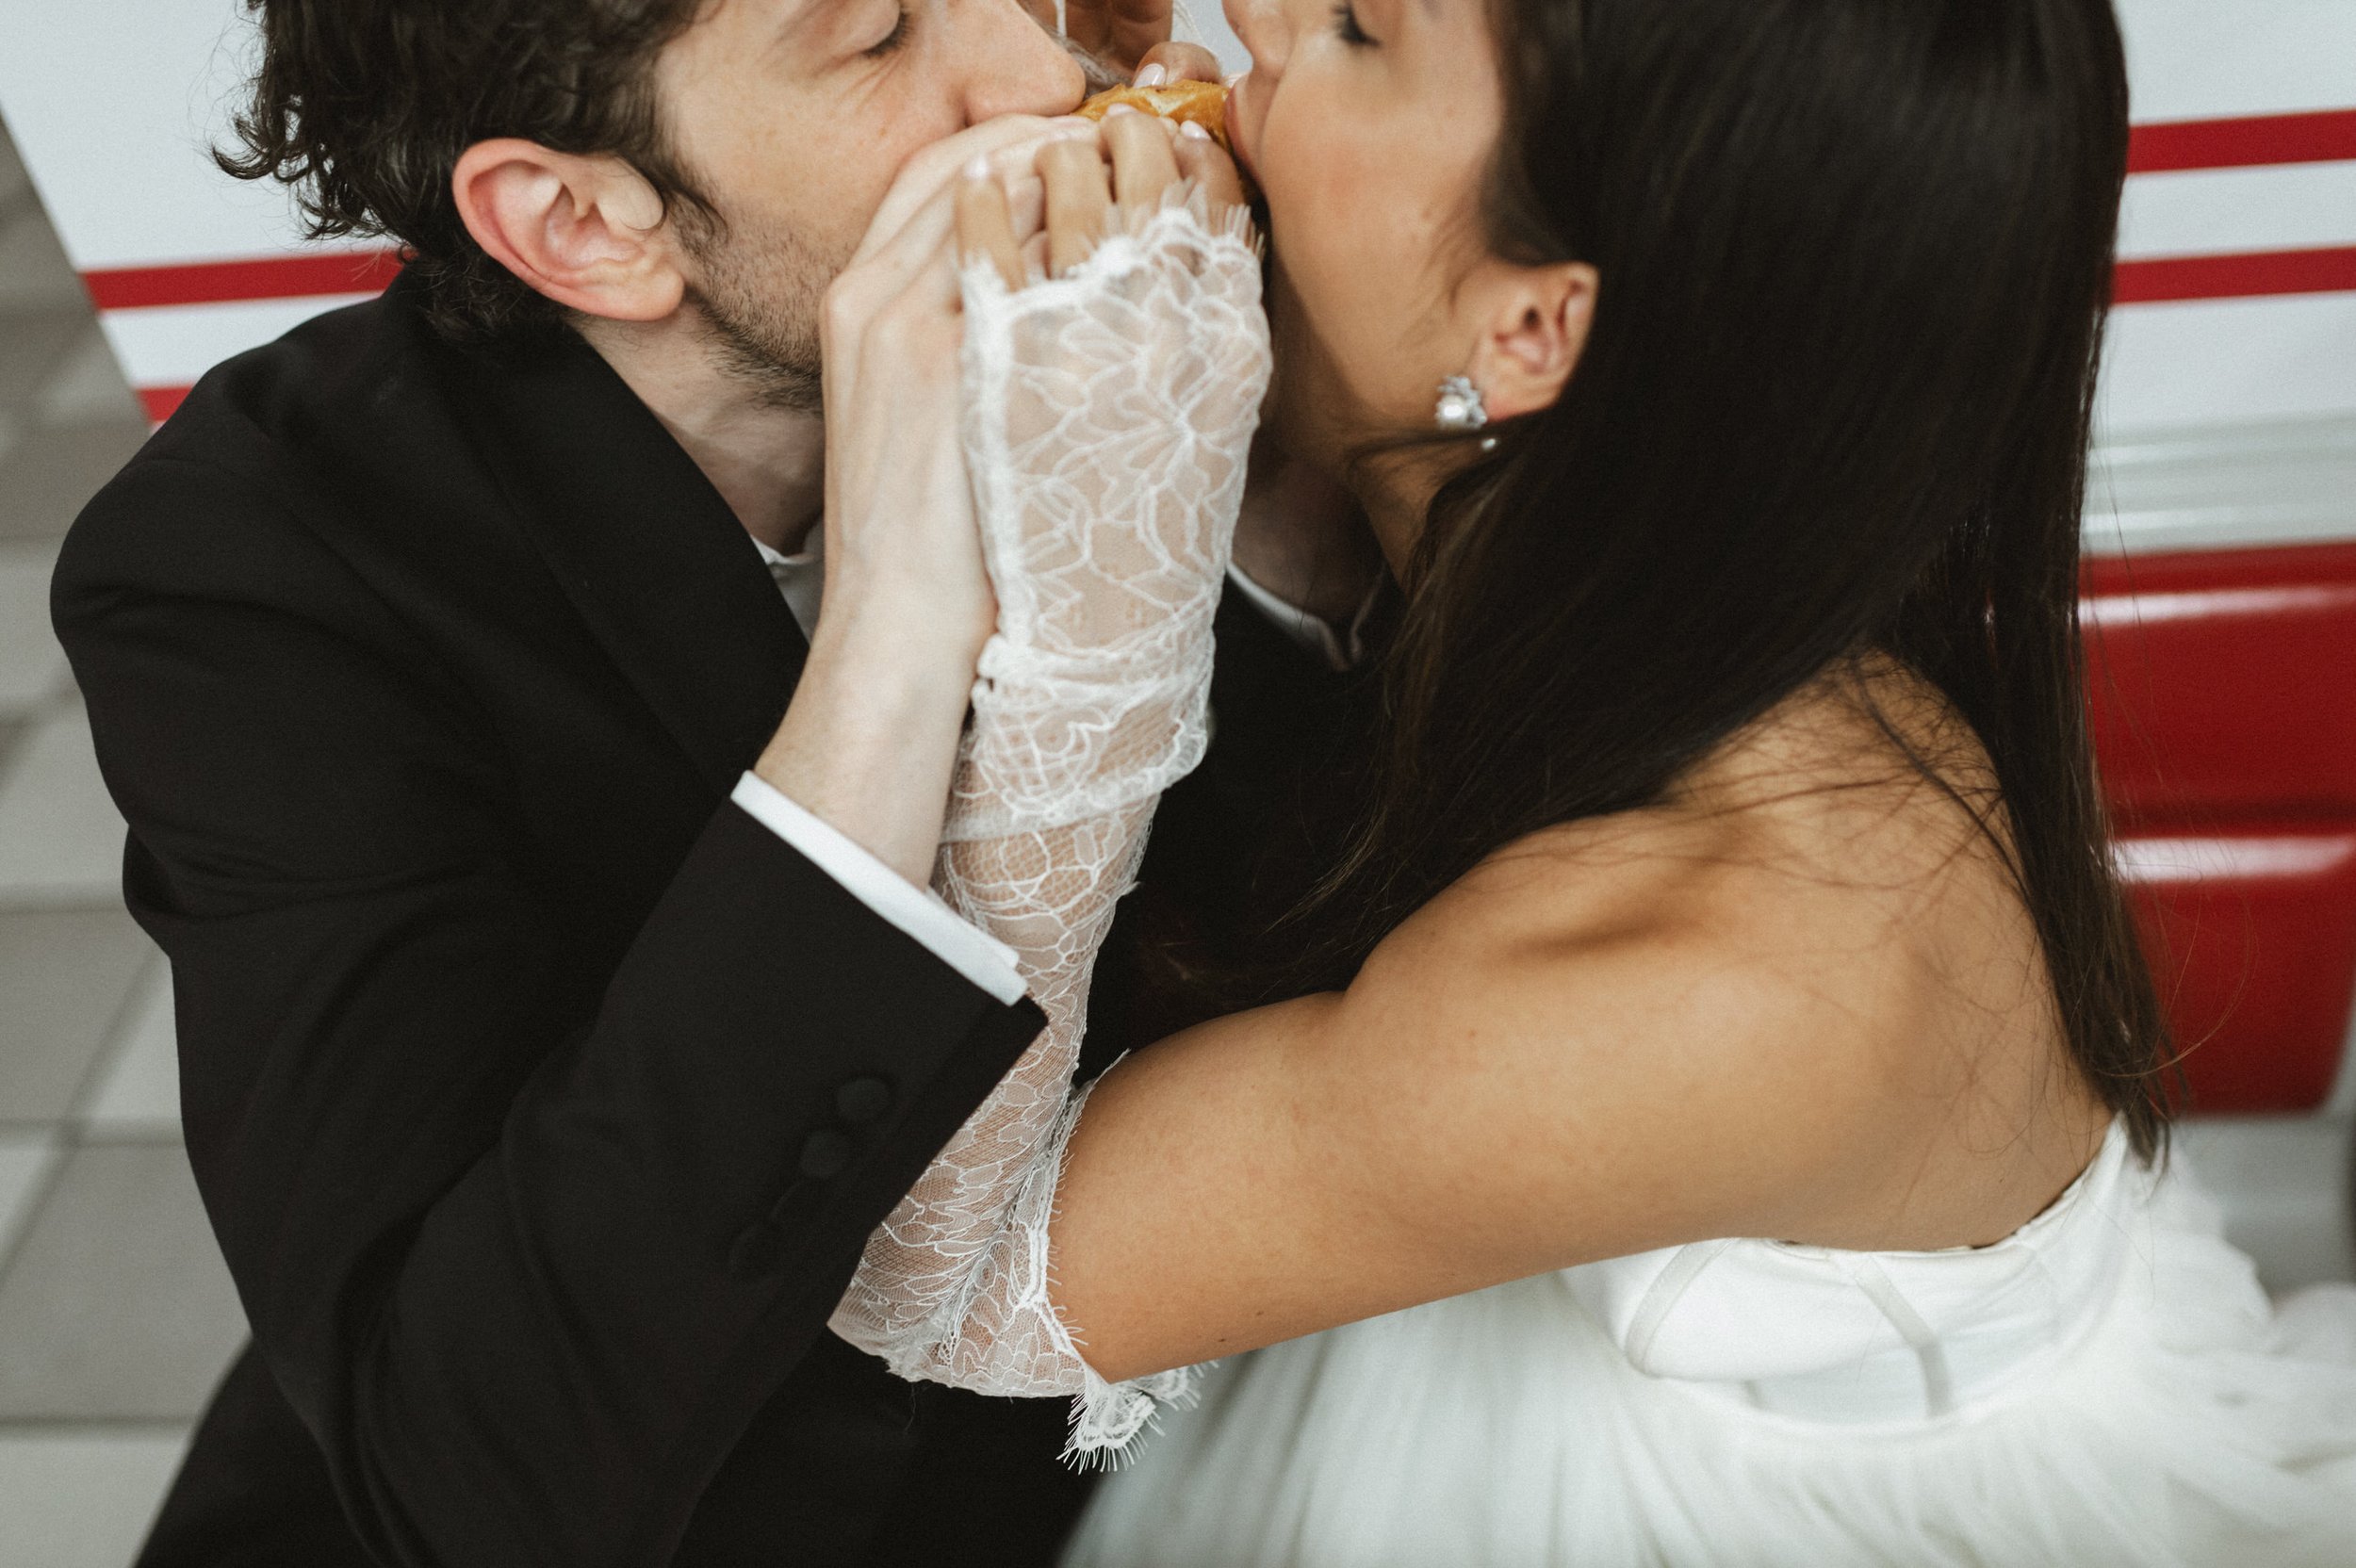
[761,0,838,57]
[1365,0,1434,28]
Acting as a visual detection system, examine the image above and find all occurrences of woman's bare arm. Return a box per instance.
[1049,826,2076,1382]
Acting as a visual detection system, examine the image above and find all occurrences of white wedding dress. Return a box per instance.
[825,189,2356,1565]
[1066,1123,2356,1566]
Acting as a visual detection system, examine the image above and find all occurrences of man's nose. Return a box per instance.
[962,0,1089,122]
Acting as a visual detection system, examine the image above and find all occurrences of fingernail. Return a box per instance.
[1223,72,1247,92]
[1135,62,1169,88]
[1179,121,1211,141]
[963,155,991,180]
[1104,103,1139,118]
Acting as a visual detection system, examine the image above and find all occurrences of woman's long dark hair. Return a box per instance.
[1280,0,2174,1155]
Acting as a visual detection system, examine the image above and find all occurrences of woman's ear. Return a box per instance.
[450,139,688,323]
[1466,260,1599,423]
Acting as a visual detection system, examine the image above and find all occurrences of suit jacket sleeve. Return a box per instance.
[52,453,1046,1568]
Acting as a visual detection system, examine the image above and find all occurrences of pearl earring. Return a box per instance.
[1434,375,1489,433]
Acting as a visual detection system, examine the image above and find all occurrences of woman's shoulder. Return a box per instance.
[1402,664,2043,1029]
[1369,810,1933,1095]
[1340,684,2098,1253]
[1370,770,1968,1044]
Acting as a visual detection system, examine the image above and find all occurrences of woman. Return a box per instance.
[815,0,2356,1560]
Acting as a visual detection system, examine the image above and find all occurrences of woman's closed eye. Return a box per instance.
[1332,1,1379,48]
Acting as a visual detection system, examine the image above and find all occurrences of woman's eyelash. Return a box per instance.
[1332,1,1375,46]
[865,8,911,57]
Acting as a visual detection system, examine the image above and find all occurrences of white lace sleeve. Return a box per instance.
[828,188,1270,1463]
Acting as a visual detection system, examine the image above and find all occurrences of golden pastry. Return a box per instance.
[1075,78,1234,149]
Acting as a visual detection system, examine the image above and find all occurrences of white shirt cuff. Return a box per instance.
[729,774,1028,1006]
[1225,563,1379,672]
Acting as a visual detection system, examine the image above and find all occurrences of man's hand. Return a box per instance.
[757,117,1080,886]
[1021,0,1221,83]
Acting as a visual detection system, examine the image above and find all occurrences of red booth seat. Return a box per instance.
[2086,543,2356,1113]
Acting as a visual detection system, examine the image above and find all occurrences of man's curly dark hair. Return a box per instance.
[218,0,713,341]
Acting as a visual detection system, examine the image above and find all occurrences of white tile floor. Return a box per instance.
[0,1433,192,1568]
[0,546,68,713]
[0,1135,60,1260]
[0,120,236,1568]
[0,709,132,906]
[82,968,181,1138]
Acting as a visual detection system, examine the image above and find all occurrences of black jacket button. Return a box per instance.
[767,1179,820,1232]
[797,1127,857,1180]
[728,1223,784,1280]
[835,1075,895,1125]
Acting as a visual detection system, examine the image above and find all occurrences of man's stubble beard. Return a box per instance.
[675,199,841,415]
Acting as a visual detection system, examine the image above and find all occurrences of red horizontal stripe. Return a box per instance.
[139,385,192,423]
[84,249,405,311]
[53,111,2356,314]
[2128,107,2356,175]
[2115,245,2356,305]
[99,246,2348,408]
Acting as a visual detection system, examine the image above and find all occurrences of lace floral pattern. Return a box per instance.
[828,188,1270,1462]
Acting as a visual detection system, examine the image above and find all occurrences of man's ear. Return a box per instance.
[1465,260,1599,423]
[451,139,688,323]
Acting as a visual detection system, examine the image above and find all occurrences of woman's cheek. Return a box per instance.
[1259,90,1442,438]
[1296,228,1424,420]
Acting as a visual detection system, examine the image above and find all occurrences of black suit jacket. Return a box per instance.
[52,274,1350,1568]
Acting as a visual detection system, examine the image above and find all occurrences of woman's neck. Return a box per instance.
[1353,449,1458,580]
[1667,655,2005,861]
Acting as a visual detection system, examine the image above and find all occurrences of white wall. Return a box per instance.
[1178,1,1247,74]
[2102,0,2356,442]
[2,0,2349,527]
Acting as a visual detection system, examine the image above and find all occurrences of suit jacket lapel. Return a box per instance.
[451,318,810,795]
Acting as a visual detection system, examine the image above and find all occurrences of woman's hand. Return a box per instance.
[831,92,1273,1456]
[756,85,1248,885]
[956,103,1250,290]
[941,110,1257,694]
[941,104,1268,837]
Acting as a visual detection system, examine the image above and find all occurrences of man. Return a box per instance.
[51,1,1370,1564]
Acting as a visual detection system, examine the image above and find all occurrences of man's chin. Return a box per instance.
[680,287,825,415]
